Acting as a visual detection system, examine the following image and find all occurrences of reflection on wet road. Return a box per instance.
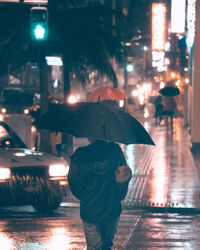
[0,207,85,250]
[0,207,141,250]
[1,206,200,249]
[125,213,200,249]
[1,117,200,249]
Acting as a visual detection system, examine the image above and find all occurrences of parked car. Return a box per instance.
[0,121,69,213]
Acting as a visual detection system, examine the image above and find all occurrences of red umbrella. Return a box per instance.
[87,87,128,101]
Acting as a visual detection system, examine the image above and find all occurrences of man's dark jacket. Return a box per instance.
[68,140,129,223]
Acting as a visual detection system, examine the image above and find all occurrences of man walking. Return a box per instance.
[68,139,132,250]
[162,96,177,129]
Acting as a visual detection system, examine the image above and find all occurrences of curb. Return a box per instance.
[122,204,200,214]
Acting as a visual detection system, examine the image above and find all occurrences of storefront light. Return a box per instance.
[160,81,165,89]
[132,90,138,97]
[185,78,189,84]
[138,95,145,105]
[171,72,176,78]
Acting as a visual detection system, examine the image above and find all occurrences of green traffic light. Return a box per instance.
[33,24,46,40]
[30,7,48,41]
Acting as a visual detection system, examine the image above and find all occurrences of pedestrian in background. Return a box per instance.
[68,139,132,250]
[162,96,177,129]
[153,95,164,125]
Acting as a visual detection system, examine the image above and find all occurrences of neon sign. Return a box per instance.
[151,3,166,51]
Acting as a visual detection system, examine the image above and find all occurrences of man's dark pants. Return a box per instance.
[83,216,120,250]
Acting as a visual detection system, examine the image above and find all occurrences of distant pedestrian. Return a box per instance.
[153,95,164,125]
[68,139,132,250]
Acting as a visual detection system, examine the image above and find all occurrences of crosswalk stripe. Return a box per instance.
[113,211,141,249]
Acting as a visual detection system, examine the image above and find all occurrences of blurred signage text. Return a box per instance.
[151,3,166,51]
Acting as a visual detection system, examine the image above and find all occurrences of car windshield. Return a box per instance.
[3,92,34,106]
[0,126,10,139]
[0,123,27,149]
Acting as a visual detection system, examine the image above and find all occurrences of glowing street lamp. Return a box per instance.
[126,62,134,72]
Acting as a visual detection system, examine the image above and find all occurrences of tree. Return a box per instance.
[0,2,126,155]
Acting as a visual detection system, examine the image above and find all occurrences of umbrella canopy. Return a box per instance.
[32,103,76,131]
[87,87,128,101]
[33,102,155,146]
[159,86,180,96]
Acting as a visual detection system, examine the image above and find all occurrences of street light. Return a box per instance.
[124,61,134,94]
[126,62,134,72]
[143,46,148,80]
[143,46,148,51]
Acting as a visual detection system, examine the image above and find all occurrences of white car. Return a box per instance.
[0,121,69,213]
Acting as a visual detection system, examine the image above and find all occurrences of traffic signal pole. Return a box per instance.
[29,6,54,154]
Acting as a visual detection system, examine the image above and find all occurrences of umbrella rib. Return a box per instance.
[112,108,130,144]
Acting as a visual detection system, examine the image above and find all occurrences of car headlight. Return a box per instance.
[1,108,7,114]
[49,164,69,177]
[24,109,29,114]
[0,168,11,180]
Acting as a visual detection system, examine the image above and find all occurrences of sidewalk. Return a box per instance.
[123,114,200,212]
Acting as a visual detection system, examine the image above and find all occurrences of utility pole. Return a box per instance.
[124,59,128,94]
[143,46,148,80]
[112,0,116,82]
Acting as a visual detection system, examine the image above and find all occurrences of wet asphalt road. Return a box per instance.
[1,116,200,249]
[1,205,200,249]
